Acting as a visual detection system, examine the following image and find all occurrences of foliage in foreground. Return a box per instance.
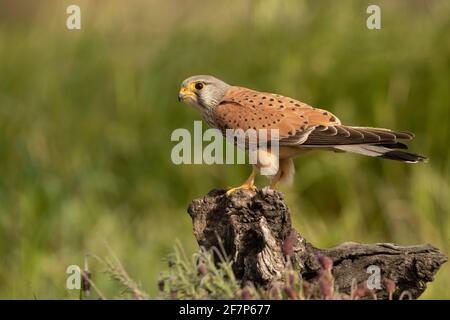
[78,244,149,300]
[83,244,409,300]
[156,244,410,300]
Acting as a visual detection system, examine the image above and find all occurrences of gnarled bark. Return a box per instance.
[187,188,447,299]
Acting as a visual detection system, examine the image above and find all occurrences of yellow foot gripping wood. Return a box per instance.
[225,184,257,196]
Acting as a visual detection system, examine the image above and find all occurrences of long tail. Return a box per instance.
[334,144,427,163]
[301,125,427,163]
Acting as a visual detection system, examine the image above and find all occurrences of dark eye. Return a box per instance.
[195,82,204,90]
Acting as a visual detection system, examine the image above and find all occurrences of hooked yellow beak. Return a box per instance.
[178,87,195,102]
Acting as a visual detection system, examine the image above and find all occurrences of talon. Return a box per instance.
[226,166,257,196]
[226,184,257,196]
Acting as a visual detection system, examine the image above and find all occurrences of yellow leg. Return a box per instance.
[269,158,294,189]
[269,168,282,189]
[226,167,257,196]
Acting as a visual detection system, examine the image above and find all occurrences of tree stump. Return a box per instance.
[187,188,447,299]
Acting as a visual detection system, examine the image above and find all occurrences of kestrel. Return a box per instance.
[178,75,426,194]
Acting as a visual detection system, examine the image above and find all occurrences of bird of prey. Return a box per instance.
[178,75,426,194]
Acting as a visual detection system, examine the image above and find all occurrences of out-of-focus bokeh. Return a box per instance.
[0,0,448,299]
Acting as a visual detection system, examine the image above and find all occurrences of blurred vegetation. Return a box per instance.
[0,0,448,299]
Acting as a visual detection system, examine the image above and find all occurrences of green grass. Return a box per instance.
[0,0,448,299]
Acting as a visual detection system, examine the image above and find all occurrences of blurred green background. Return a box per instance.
[0,0,448,299]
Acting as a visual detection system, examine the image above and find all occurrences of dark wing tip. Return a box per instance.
[376,142,409,149]
[381,150,427,163]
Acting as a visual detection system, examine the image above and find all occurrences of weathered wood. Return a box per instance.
[187,188,448,299]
